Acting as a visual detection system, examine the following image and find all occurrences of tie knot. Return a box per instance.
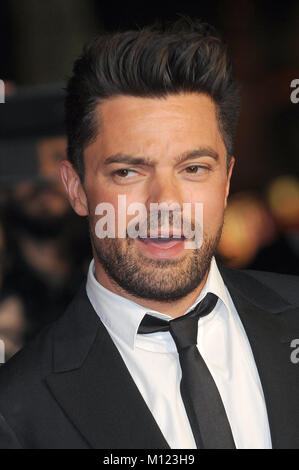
[169,293,218,351]
[138,293,218,351]
[169,315,199,351]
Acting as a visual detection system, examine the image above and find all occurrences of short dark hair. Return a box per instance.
[65,17,240,181]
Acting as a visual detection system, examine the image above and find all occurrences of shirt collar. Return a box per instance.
[86,256,230,351]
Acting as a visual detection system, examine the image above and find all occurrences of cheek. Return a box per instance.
[88,188,148,237]
[85,187,117,239]
[87,186,116,214]
[189,184,226,233]
[204,198,225,231]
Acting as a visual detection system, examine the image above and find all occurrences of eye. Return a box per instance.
[113,168,136,178]
[184,165,207,174]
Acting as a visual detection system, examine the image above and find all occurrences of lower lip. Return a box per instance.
[136,237,186,259]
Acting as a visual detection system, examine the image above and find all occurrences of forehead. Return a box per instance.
[86,92,226,161]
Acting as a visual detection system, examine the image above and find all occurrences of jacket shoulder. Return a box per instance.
[0,284,93,448]
[0,321,56,448]
[0,282,89,389]
[243,269,299,307]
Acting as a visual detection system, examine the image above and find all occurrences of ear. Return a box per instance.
[59,160,88,216]
[224,156,235,209]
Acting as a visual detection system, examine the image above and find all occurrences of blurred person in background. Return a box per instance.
[1,134,91,340]
[3,178,84,337]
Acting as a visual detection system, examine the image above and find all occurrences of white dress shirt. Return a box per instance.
[86,256,272,449]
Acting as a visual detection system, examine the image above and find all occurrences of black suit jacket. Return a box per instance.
[0,264,298,449]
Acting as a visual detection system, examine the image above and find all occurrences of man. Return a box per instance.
[0,18,298,450]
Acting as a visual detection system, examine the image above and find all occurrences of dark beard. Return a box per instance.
[90,227,223,302]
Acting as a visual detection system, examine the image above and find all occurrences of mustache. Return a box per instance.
[126,208,197,238]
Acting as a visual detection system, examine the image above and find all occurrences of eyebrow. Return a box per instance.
[104,147,219,167]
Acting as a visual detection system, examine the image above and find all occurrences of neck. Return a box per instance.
[93,257,210,318]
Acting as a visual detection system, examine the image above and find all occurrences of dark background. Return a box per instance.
[0,0,298,360]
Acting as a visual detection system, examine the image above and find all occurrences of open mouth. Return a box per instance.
[136,235,186,258]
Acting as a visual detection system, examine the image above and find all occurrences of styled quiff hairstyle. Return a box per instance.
[65,17,240,180]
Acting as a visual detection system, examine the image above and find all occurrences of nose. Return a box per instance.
[145,172,183,209]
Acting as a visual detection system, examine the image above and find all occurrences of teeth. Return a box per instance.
[146,235,184,239]
[139,236,185,242]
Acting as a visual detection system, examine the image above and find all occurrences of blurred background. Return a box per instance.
[0,0,298,360]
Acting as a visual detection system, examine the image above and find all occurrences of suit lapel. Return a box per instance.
[219,264,299,449]
[46,286,170,449]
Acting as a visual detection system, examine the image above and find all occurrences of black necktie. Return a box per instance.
[137,293,236,449]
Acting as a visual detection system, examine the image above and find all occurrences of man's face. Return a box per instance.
[63,92,234,301]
